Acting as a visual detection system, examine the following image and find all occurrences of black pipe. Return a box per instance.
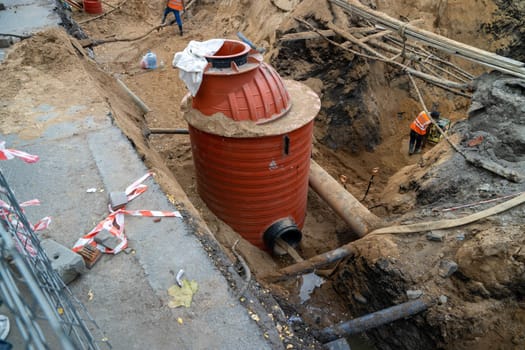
[318,299,430,343]
[263,218,302,253]
[148,128,190,135]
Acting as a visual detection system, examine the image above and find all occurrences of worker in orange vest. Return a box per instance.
[409,110,439,155]
[161,0,185,36]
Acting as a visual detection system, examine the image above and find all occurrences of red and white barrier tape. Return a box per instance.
[125,171,153,202]
[0,199,51,257]
[0,141,39,163]
[73,173,182,255]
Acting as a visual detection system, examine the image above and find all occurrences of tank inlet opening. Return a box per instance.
[205,40,251,69]
[263,218,302,255]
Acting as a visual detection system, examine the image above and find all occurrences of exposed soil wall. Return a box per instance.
[333,72,525,349]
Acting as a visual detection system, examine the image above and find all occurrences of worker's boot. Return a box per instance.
[178,25,183,36]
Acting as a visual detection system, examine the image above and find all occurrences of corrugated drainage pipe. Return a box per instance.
[317,299,430,343]
[309,160,383,237]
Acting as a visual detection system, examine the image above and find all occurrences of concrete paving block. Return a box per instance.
[41,239,85,284]
[94,229,121,250]
[109,191,128,210]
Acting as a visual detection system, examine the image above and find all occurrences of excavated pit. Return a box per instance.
[3,0,524,349]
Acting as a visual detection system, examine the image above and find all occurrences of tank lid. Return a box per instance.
[183,80,321,138]
[192,39,292,123]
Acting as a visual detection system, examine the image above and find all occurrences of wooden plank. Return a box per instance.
[275,238,304,263]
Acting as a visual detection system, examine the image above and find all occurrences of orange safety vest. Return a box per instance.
[167,0,183,10]
[410,111,432,135]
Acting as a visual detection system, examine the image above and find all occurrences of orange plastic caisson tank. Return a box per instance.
[183,39,320,252]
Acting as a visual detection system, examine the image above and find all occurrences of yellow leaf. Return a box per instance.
[167,194,176,204]
[167,280,199,308]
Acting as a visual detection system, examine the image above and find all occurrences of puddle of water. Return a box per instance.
[299,272,324,304]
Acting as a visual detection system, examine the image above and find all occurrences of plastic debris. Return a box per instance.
[86,188,97,193]
[175,269,185,287]
[172,39,225,96]
[140,51,157,69]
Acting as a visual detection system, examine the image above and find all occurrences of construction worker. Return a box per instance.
[161,0,185,36]
[408,110,439,155]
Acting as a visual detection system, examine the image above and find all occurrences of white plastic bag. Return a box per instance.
[172,39,225,96]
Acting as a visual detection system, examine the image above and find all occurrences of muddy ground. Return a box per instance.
[1,0,525,349]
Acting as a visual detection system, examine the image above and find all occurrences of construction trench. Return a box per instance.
[1,0,525,349]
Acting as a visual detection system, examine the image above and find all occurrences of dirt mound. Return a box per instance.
[456,226,525,298]
[8,28,79,71]
[334,221,525,350]
[126,0,151,20]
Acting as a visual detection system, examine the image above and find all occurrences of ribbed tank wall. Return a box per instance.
[189,121,314,249]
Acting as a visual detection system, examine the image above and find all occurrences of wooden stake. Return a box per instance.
[275,238,304,262]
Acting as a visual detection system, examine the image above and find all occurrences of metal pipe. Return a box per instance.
[318,299,430,343]
[309,160,383,237]
[148,128,190,135]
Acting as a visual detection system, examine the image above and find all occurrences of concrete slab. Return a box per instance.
[1,100,272,350]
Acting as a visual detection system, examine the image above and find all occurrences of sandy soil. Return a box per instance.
[2,0,524,349]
